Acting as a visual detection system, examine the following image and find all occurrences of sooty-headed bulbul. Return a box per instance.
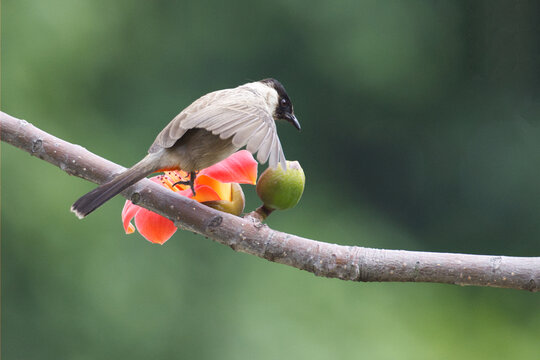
[71,78,300,218]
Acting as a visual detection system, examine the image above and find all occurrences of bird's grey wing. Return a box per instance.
[206,102,287,169]
[150,89,286,169]
[149,89,227,152]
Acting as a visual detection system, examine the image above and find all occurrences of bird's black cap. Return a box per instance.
[260,78,291,103]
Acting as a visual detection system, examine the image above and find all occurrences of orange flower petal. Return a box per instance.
[177,184,223,202]
[195,175,232,201]
[200,150,258,185]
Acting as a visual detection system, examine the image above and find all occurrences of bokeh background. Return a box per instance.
[3,0,540,358]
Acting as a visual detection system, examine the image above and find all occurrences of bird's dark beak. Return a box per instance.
[285,113,301,131]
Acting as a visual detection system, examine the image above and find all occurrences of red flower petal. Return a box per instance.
[200,150,257,185]
[133,207,177,245]
[121,200,140,234]
[121,175,178,244]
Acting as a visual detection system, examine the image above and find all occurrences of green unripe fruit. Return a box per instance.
[256,161,305,211]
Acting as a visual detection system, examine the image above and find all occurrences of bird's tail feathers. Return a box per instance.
[71,154,161,219]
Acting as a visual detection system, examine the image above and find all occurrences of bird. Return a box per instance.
[71,78,300,219]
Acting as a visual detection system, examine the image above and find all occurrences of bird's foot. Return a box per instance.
[171,171,197,197]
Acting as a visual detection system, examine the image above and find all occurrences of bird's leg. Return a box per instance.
[171,171,197,196]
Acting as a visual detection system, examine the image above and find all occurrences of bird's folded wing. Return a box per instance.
[150,89,286,169]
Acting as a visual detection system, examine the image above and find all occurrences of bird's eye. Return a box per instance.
[280,99,288,106]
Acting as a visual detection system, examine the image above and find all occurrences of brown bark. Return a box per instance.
[2,111,539,292]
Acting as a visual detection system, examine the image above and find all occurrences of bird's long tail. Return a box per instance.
[71,154,161,219]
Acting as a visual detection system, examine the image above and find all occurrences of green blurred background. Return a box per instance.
[2,0,539,358]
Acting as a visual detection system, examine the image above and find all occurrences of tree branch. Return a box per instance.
[2,111,539,292]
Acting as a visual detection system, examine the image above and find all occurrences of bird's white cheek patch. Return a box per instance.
[265,91,279,113]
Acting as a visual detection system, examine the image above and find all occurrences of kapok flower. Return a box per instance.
[122,150,258,245]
